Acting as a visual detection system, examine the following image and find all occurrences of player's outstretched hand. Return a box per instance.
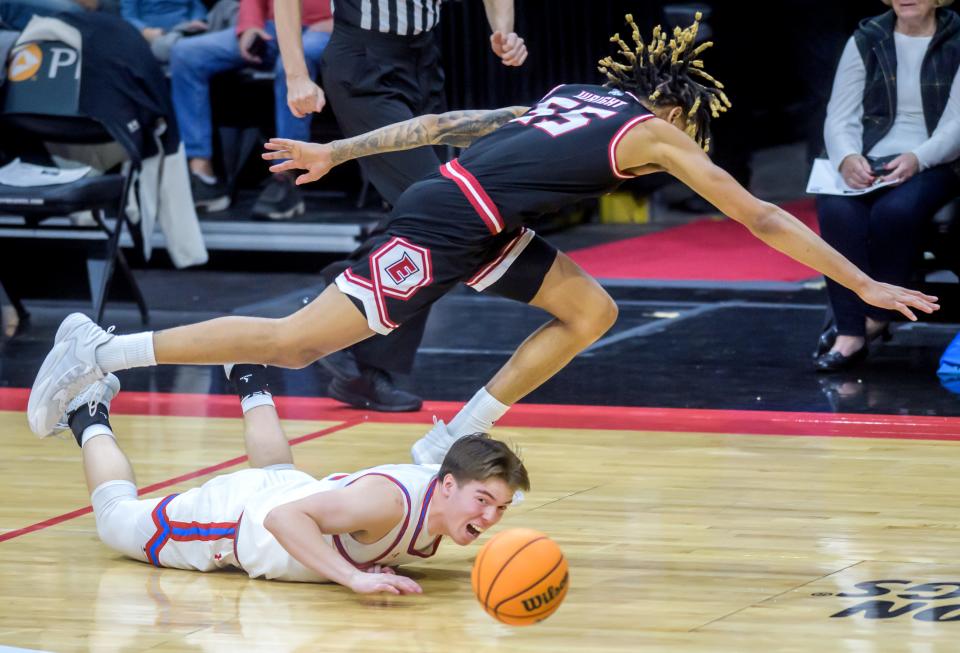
[349,569,423,595]
[262,138,333,185]
[858,280,939,321]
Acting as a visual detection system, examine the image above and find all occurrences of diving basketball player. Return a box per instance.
[28,14,938,464]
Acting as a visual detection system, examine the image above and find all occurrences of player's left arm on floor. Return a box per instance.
[263,478,405,585]
[268,476,404,540]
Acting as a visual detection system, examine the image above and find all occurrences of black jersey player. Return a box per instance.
[28,15,938,448]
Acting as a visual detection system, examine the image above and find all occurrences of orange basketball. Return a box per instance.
[471,528,569,626]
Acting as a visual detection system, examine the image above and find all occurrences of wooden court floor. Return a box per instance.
[2,393,960,652]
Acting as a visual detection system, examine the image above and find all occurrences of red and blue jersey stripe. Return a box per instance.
[145,494,238,567]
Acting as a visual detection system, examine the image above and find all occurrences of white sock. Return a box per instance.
[447,387,510,438]
[241,392,275,414]
[95,332,156,373]
[80,423,116,447]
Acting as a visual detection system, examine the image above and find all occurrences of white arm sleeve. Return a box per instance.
[912,66,960,170]
[824,37,866,172]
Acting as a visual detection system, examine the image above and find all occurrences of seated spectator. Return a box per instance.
[121,0,211,62]
[814,0,960,372]
[169,0,331,218]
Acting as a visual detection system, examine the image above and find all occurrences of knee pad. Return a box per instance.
[90,480,144,560]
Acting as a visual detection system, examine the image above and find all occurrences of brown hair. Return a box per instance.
[438,434,531,492]
[599,12,731,151]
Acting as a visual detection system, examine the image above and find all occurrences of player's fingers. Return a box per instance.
[268,162,298,173]
[296,171,320,185]
[905,289,938,302]
[261,148,292,159]
[895,302,917,321]
[910,297,939,313]
[265,138,295,150]
[375,583,400,595]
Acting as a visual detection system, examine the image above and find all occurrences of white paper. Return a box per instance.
[805,158,899,196]
[0,158,91,187]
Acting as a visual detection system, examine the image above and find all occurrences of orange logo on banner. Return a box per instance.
[9,44,43,82]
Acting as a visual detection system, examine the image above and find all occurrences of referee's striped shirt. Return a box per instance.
[333,0,443,35]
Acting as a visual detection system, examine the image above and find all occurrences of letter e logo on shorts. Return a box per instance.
[385,252,419,284]
[371,237,433,299]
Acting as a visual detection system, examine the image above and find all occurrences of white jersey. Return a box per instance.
[141,465,443,581]
[140,467,299,571]
[237,464,444,582]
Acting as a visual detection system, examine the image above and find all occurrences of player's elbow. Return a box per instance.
[263,506,287,536]
[743,203,784,239]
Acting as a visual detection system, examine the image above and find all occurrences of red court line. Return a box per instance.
[2,387,960,440]
[0,419,362,544]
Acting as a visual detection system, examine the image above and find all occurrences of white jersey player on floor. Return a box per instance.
[63,363,530,593]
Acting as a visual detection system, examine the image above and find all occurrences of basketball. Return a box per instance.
[471,528,569,626]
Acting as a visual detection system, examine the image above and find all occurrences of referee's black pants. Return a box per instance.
[321,22,447,375]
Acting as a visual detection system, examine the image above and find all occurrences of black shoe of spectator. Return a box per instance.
[317,349,362,382]
[253,174,305,221]
[813,346,868,372]
[327,368,423,412]
[813,324,838,358]
[189,173,231,212]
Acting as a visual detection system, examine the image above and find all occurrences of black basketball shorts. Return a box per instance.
[333,176,558,335]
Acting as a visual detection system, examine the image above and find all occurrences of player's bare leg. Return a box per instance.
[154,285,373,368]
[59,375,135,494]
[82,431,136,495]
[485,252,618,404]
[242,405,294,468]
[413,253,617,464]
[224,363,294,468]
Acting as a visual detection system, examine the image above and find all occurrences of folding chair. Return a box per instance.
[0,38,149,324]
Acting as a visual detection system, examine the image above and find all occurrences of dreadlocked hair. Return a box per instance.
[598,12,731,152]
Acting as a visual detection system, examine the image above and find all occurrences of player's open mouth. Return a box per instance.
[466,523,483,537]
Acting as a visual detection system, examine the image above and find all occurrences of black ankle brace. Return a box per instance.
[229,364,272,403]
[68,403,112,447]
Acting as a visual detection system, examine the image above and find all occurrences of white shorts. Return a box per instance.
[91,467,313,572]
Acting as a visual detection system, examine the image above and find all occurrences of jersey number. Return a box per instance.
[511,96,617,137]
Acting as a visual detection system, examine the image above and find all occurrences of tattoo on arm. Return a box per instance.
[329,118,434,166]
[328,106,528,165]
[432,106,528,147]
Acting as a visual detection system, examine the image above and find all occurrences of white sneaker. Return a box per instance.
[411,418,457,465]
[55,373,121,432]
[28,313,113,438]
